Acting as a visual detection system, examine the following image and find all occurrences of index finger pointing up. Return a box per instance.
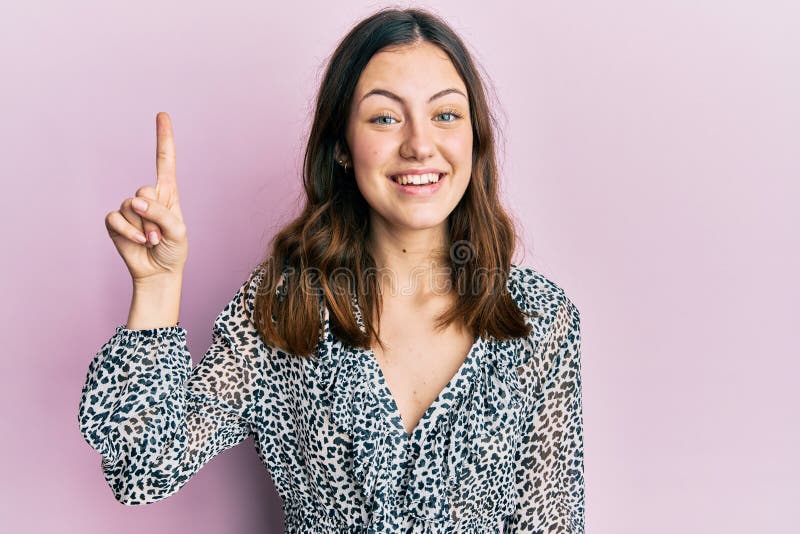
[155,111,176,191]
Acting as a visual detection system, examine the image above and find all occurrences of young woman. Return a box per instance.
[79,7,584,533]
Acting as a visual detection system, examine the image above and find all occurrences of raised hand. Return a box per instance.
[105,112,189,284]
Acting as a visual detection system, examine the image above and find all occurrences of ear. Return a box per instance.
[334,141,350,164]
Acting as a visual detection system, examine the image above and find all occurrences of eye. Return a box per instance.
[370,113,398,125]
[434,108,462,122]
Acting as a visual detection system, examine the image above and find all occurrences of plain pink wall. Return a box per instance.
[1,1,797,532]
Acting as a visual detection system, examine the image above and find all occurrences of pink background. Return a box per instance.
[2,1,798,532]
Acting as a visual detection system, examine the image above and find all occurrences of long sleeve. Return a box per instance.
[507,296,585,533]
[77,267,265,505]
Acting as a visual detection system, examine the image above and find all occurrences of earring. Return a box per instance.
[337,159,350,172]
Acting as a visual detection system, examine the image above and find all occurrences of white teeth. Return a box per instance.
[393,172,441,185]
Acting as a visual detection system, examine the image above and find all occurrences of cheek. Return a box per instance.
[458,127,474,154]
[444,130,473,168]
[350,130,393,163]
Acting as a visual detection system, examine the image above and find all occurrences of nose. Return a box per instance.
[399,115,435,161]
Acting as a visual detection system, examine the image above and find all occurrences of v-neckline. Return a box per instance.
[364,333,484,441]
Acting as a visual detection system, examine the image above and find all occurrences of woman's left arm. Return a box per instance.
[506,297,585,533]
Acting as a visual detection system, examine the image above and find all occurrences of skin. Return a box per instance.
[341,41,477,435]
[104,111,188,329]
[343,40,473,299]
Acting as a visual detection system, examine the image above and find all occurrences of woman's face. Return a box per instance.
[345,41,473,234]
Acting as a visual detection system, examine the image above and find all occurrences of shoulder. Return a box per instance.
[507,263,581,371]
[212,264,269,336]
[507,263,579,323]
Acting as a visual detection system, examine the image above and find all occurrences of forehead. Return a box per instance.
[354,41,467,101]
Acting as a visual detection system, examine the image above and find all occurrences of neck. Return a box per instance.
[366,216,452,300]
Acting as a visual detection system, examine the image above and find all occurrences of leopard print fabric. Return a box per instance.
[78,263,584,533]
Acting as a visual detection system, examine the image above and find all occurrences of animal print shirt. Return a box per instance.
[78,264,584,533]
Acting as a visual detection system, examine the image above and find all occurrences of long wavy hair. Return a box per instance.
[249,7,532,357]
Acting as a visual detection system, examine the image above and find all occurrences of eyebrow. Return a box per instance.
[359,87,467,105]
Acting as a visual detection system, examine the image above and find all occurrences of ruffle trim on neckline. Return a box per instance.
[317,289,532,444]
[309,302,391,521]
[461,336,525,455]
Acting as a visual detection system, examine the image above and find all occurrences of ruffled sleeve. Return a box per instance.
[77,266,266,505]
[506,267,585,533]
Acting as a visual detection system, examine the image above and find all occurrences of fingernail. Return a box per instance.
[132,198,148,211]
[149,231,159,245]
[135,233,147,244]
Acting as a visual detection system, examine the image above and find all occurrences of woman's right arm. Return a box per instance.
[77,267,265,505]
[82,112,269,504]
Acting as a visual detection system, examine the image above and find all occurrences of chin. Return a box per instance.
[393,212,450,231]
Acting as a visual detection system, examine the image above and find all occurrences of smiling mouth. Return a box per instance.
[389,173,446,185]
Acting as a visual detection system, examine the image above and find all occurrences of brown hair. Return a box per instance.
[249,7,531,357]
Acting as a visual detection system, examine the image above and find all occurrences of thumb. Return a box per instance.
[138,188,161,246]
